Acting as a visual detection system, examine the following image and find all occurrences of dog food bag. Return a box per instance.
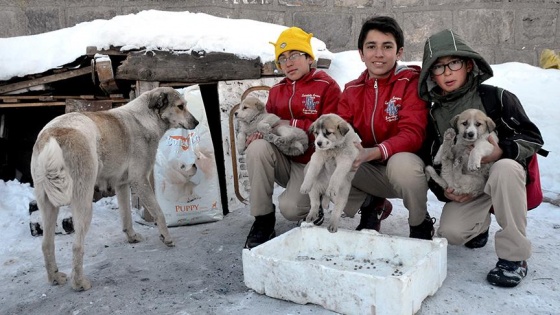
[154,86,223,226]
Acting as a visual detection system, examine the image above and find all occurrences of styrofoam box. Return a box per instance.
[242,226,447,315]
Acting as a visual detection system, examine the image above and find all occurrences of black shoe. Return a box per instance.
[409,213,436,240]
[465,229,489,249]
[313,205,324,226]
[244,212,276,249]
[487,259,528,288]
[355,196,392,232]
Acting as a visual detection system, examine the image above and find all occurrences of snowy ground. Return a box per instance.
[0,181,558,315]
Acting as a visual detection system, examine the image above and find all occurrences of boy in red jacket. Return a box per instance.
[338,16,435,239]
[243,27,343,249]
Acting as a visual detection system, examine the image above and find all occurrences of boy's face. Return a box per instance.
[278,50,313,81]
[430,56,473,94]
[359,29,403,79]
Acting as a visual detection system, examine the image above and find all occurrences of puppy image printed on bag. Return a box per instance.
[30,87,198,291]
[300,113,361,233]
[160,158,201,203]
[235,96,308,156]
[425,108,498,196]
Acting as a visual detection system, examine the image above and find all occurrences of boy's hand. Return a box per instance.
[246,132,263,147]
[481,136,503,164]
[444,188,475,203]
[352,143,381,171]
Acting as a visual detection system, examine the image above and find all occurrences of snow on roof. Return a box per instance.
[0,10,333,81]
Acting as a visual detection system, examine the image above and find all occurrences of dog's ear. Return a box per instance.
[149,89,170,110]
[255,99,265,112]
[308,120,317,134]
[337,121,350,136]
[450,114,460,128]
[486,117,496,132]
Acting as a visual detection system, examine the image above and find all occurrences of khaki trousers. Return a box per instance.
[437,159,531,261]
[346,152,429,226]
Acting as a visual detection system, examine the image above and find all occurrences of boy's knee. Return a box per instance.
[437,225,464,245]
[386,153,425,185]
[278,195,308,221]
[246,139,272,157]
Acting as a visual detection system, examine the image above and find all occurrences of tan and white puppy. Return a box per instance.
[234,96,308,156]
[31,87,198,291]
[300,113,360,233]
[425,108,498,196]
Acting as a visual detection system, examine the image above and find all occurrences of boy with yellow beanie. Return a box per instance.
[243,27,343,249]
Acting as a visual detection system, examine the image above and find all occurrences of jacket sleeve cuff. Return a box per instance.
[377,143,389,161]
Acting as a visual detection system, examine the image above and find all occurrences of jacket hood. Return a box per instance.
[418,29,493,101]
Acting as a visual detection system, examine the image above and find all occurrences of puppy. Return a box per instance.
[425,108,498,196]
[161,158,200,202]
[234,96,308,156]
[300,113,360,233]
[31,87,198,291]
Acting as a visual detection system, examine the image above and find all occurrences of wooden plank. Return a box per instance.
[116,51,262,82]
[65,99,113,113]
[0,95,125,102]
[0,102,66,108]
[0,67,92,95]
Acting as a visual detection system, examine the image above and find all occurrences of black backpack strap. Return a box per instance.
[478,84,502,122]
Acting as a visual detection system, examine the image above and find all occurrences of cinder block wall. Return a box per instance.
[1,0,559,66]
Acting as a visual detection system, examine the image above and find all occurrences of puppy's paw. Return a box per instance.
[305,212,318,223]
[326,185,338,198]
[327,220,339,233]
[444,128,456,140]
[468,160,481,172]
[300,182,312,194]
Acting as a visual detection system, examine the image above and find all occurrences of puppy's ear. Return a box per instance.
[486,117,496,132]
[338,121,350,136]
[308,120,317,134]
[256,99,265,112]
[450,114,460,128]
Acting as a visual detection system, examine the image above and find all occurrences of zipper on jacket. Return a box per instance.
[371,79,379,144]
[288,81,296,119]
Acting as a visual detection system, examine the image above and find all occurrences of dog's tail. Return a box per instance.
[33,137,73,207]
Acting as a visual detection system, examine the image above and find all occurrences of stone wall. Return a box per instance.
[1,0,559,66]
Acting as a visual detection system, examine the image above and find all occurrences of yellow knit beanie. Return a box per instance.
[270,27,315,63]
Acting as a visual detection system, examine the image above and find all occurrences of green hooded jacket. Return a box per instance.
[418,29,493,101]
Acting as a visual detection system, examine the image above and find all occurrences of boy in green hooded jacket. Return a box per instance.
[418,29,544,288]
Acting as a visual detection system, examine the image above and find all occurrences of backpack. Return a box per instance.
[478,85,546,210]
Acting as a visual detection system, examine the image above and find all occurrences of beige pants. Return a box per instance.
[437,159,531,261]
[346,152,429,226]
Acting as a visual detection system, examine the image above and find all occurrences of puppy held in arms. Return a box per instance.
[300,113,360,233]
[234,96,308,156]
[31,87,198,291]
[425,108,498,197]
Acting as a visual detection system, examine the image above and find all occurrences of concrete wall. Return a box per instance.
[1,0,559,66]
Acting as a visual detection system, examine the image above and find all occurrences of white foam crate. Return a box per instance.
[242,226,447,315]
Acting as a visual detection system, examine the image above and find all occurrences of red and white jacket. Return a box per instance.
[338,64,428,162]
[266,68,341,163]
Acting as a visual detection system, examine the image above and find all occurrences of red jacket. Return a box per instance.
[338,64,428,162]
[266,68,341,163]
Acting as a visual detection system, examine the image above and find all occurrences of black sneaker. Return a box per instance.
[409,213,436,240]
[313,205,324,226]
[355,196,392,232]
[487,259,528,288]
[465,229,489,249]
[244,212,276,249]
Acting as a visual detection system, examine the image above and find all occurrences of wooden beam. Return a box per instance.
[116,50,262,83]
[0,67,92,95]
[0,102,66,108]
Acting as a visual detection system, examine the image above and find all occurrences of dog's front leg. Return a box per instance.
[326,159,353,198]
[257,114,281,135]
[116,184,143,243]
[236,132,247,154]
[300,155,323,194]
[328,184,352,233]
[305,189,322,223]
[467,141,493,171]
[133,180,175,247]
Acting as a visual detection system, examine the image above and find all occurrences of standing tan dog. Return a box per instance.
[425,108,497,196]
[31,87,198,291]
[300,114,360,233]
